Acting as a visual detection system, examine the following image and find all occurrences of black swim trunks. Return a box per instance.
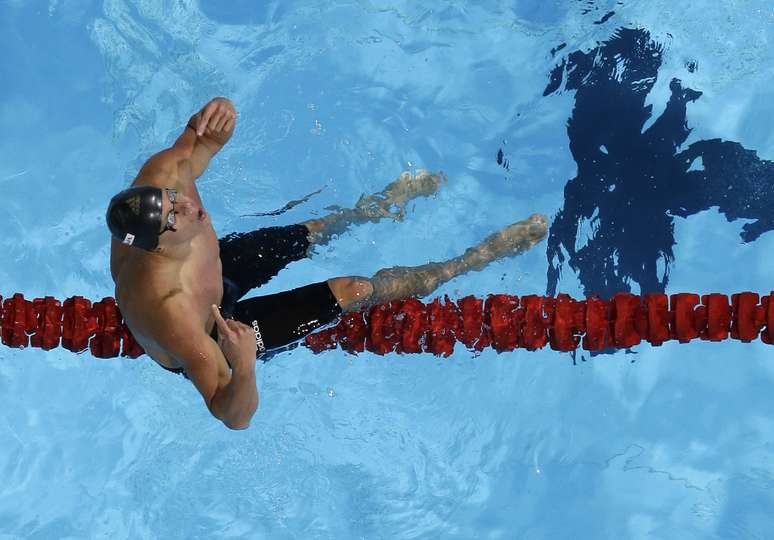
[160,224,342,379]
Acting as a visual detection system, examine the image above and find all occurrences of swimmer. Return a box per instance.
[106,96,548,430]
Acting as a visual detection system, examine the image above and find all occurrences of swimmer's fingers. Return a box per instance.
[213,109,236,133]
[199,98,236,135]
[198,104,215,136]
[211,305,250,336]
[222,319,255,349]
[224,318,250,333]
[213,111,227,132]
[199,99,223,136]
[211,304,233,340]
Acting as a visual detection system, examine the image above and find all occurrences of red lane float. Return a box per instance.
[305,292,774,357]
[1,293,145,358]
[0,291,773,359]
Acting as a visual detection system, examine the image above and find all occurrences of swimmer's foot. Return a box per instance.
[352,213,549,309]
[459,213,548,272]
[353,169,446,221]
[304,169,446,247]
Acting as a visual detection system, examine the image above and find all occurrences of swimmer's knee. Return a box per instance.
[327,276,373,312]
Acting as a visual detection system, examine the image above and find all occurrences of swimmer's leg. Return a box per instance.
[231,215,546,352]
[302,169,446,251]
[219,224,311,295]
[332,213,549,312]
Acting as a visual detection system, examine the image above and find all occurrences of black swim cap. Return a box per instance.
[106,186,165,251]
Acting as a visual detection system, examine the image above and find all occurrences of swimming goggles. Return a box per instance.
[159,188,178,235]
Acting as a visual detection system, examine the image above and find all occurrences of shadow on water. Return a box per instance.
[542,28,774,301]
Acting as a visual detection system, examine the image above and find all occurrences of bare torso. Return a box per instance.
[110,158,224,373]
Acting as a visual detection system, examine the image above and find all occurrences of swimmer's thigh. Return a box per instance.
[232,281,342,353]
[218,224,311,295]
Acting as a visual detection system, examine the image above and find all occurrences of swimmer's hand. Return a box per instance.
[193,97,237,138]
[211,304,256,374]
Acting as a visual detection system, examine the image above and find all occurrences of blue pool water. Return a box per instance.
[3,1,774,538]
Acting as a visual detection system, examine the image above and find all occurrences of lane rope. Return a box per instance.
[2,291,773,359]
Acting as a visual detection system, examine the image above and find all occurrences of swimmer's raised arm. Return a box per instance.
[171,96,238,180]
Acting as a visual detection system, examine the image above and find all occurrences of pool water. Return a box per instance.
[2,1,774,538]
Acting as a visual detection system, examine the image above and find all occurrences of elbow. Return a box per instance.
[224,420,250,430]
[210,387,259,431]
[223,410,256,430]
[221,400,259,431]
[214,412,251,430]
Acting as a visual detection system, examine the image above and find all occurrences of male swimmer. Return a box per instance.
[107,96,548,430]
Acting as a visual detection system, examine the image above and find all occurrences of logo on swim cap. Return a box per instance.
[122,233,135,245]
[127,195,141,216]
